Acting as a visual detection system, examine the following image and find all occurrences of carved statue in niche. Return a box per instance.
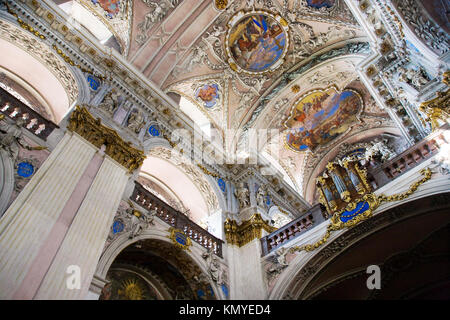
[398,66,430,90]
[126,109,145,134]
[99,90,119,115]
[0,116,46,161]
[127,201,155,239]
[234,182,250,209]
[256,186,267,208]
[202,248,223,284]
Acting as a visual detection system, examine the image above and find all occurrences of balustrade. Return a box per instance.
[260,204,325,256]
[367,129,448,188]
[0,87,58,140]
[131,182,224,257]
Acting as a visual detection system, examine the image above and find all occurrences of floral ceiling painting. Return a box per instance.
[284,87,362,152]
[226,12,288,73]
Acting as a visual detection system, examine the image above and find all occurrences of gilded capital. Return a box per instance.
[224,214,277,247]
[68,106,145,173]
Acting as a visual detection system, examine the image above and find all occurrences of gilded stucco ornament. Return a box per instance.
[290,164,433,254]
[167,227,192,251]
[419,71,450,131]
[68,106,145,173]
[214,0,228,10]
[224,214,277,247]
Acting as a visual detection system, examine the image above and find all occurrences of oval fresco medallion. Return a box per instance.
[226,10,289,74]
[284,87,362,152]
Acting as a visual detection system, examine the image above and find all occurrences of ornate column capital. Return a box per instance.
[68,106,145,173]
[224,214,276,247]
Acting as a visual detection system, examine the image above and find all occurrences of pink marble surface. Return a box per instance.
[12,152,103,299]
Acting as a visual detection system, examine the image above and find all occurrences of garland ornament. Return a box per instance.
[289,163,433,254]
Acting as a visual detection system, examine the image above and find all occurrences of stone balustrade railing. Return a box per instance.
[0,87,58,140]
[260,204,326,256]
[131,182,224,258]
[367,128,448,188]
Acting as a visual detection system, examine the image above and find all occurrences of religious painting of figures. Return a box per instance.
[228,13,287,73]
[195,83,220,108]
[306,0,337,9]
[91,0,121,17]
[284,87,362,152]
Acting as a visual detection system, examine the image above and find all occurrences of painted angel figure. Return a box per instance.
[0,116,46,161]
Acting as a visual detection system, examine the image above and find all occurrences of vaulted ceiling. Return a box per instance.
[69,0,402,203]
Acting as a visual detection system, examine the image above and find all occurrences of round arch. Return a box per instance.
[268,191,450,299]
[0,19,81,123]
[95,229,225,300]
[143,145,226,221]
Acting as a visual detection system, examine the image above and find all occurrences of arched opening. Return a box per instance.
[0,37,73,123]
[140,154,211,225]
[283,192,450,300]
[99,238,217,300]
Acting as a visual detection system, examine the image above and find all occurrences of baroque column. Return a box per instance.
[0,106,145,299]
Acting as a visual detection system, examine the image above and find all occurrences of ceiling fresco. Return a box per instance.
[306,0,336,10]
[284,86,363,152]
[225,10,289,74]
[195,83,221,108]
[106,0,398,204]
[91,0,122,18]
